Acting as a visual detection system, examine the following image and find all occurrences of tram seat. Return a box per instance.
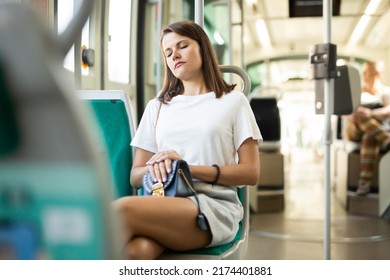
[335,128,389,216]
[77,90,137,198]
[248,95,281,152]
[0,1,126,259]
[0,77,124,259]
[331,65,390,216]
[379,151,390,220]
[247,90,285,213]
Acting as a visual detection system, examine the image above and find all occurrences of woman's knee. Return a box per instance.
[112,196,142,229]
[127,237,165,260]
[113,196,138,215]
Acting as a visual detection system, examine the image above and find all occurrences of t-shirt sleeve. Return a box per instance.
[233,93,263,151]
[130,98,159,153]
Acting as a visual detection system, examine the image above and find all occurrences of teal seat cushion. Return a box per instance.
[88,99,134,197]
[181,222,242,255]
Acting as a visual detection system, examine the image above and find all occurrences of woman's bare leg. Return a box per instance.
[114,196,211,259]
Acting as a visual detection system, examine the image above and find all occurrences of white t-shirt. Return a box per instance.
[361,83,390,105]
[131,91,262,167]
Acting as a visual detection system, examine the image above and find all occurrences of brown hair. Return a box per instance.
[158,20,235,103]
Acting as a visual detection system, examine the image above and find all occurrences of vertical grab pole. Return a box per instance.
[156,0,162,95]
[323,0,333,260]
[194,0,204,28]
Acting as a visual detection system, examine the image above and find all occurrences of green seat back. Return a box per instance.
[184,222,242,255]
[86,99,134,198]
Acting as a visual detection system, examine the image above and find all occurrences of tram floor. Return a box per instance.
[246,147,390,260]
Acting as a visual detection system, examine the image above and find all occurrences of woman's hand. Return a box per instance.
[353,106,372,122]
[146,150,182,183]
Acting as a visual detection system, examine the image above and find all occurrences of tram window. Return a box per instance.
[108,0,131,84]
[247,62,266,92]
[204,1,230,65]
[247,58,310,91]
[57,0,90,76]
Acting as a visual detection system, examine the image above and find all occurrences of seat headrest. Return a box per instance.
[249,97,281,143]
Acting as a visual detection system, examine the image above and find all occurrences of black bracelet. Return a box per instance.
[209,164,220,184]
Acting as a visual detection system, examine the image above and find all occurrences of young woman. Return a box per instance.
[114,20,262,259]
[345,61,390,195]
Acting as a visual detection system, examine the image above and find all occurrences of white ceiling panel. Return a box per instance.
[245,0,390,52]
[263,0,289,18]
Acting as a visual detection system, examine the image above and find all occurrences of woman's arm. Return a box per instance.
[189,137,260,186]
[131,138,260,188]
[130,148,154,188]
[372,104,390,121]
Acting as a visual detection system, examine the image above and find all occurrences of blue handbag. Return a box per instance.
[142,160,209,231]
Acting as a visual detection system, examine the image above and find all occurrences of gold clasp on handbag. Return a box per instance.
[151,182,164,196]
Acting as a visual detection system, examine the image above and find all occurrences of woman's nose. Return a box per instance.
[172,50,180,60]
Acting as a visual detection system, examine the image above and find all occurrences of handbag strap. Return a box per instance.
[178,169,209,231]
[154,101,162,130]
[153,101,162,151]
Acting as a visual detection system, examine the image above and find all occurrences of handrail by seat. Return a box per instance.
[219,65,251,96]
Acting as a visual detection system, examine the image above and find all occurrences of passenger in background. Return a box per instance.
[114,20,261,259]
[345,61,390,196]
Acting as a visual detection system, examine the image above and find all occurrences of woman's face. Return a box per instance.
[162,32,203,81]
[362,63,377,86]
